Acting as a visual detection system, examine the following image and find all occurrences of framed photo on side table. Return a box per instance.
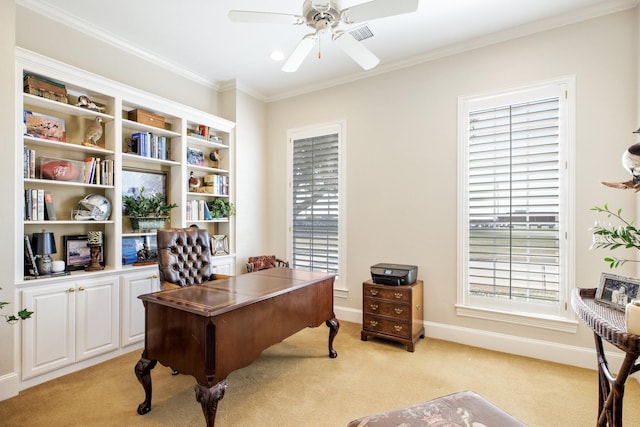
[595,272,640,311]
[64,234,104,271]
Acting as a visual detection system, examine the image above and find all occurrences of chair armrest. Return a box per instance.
[160,281,181,290]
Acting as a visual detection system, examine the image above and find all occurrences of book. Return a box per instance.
[24,234,39,277]
[37,189,45,221]
[44,191,56,220]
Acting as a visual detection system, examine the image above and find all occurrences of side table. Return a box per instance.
[361,279,424,352]
[571,288,640,426]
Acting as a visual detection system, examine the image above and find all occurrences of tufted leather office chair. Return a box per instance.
[157,227,228,290]
[246,255,289,273]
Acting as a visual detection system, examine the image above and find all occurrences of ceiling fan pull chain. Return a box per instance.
[318,36,322,60]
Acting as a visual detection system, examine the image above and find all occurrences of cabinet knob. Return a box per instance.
[370,304,378,311]
[68,288,75,293]
[393,325,403,332]
[394,308,404,315]
[394,292,403,299]
[151,274,158,279]
[78,287,85,291]
[369,289,379,296]
[369,320,379,327]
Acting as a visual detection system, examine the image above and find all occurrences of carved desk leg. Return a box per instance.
[326,316,340,358]
[134,357,157,415]
[195,380,228,427]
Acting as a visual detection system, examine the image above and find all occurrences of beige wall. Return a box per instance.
[0,0,16,386]
[266,10,639,349]
[221,85,270,273]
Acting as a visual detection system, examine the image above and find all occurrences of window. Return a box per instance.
[287,122,346,291]
[458,78,575,326]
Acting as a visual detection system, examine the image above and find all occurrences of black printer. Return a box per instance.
[370,263,418,286]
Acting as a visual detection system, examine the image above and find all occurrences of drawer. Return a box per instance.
[363,314,412,339]
[363,297,411,320]
[363,285,410,302]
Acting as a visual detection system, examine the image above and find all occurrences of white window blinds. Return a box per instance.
[291,133,339,273]
[466,97,561,303]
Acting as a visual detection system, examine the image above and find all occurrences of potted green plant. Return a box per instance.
[590,203,640,268]
[1,287,33,324]
[207,198,235,219]
[123,187,178,232]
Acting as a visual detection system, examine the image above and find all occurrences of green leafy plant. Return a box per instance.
[122,187,178,218]
[207,198,235,219]
[590,203,640,268]
[1,287,33,324]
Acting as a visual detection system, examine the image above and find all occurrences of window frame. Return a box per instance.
[456,77,577,332]
[286,121,347,296]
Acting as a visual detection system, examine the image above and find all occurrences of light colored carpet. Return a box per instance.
[1,321,639,426]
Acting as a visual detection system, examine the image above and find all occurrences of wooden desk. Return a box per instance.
[134,268,339,426]
[571,288,640,427]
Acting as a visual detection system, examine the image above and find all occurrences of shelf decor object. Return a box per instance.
[86,231,104,272]
[32,229,56,275]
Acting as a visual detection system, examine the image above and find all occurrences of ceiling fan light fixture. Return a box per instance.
[282,35,318,72]
[333,31,380,70]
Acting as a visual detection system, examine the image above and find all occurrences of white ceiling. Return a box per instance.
[17,0,640,101]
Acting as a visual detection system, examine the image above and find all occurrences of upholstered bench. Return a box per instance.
[347,390,527,426]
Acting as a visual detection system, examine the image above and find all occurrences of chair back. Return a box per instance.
[157,227,213,287]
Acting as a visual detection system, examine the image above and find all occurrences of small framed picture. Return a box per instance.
[64,235,104,271]
[596,272,640,311]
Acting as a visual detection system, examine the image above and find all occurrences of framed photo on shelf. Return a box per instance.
[122,168,168,206]
[595,272,640,311]
[122,234,158,265]
[63,235,104,271]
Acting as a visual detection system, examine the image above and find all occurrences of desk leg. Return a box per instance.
[195,380,227,427]
[134,357,157,415]
[326,316,340,358]
[593,333,640,427]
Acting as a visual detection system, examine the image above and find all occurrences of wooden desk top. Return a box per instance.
[140,268,335,316]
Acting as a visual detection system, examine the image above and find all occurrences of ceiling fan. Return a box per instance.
[228,0,420,72]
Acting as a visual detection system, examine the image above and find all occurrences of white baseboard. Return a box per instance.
[334,305,633,378]
[0,372,19,401]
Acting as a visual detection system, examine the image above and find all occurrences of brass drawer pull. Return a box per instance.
[394,308,404,315]
[369,289,379,296]
[370,304,379,311]
[68,288,75,293]
[394,325,403,332]
[394,292,403,299]
[369,320,379,327]
[78,287,85,291]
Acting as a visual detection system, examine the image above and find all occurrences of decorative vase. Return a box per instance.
[626,300,640,335]
[129,216,167,232]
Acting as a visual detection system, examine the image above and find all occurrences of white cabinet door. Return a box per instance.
[75,276,120,361]
[21,283,75,380]
[212,255,235,275]
[120,269,158,347]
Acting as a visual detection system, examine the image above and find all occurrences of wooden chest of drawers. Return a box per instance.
[361,279,424,352]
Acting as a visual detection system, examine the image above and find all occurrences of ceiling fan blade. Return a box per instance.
[341,0,419,24]
[333,31,380,70]
[282,35,318,73]
[228,10,304,25]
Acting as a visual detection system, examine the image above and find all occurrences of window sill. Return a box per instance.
[455,304,579,333]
